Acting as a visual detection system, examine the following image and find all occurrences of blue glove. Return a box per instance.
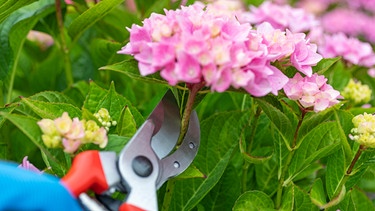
[0,161,82,211]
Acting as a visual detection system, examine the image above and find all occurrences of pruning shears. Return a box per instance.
[60,90,200,211]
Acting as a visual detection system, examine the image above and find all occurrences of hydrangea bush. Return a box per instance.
[1,0,375,210]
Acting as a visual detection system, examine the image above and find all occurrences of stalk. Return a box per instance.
[55,0,73,87]
[275,108,307,208]
[177,82,205,145]
[163,82,204,211]
[241,106,261,193]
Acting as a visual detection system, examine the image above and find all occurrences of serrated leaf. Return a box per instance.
[29,91,76,104]
[333,109,354,162]
[116,106,137,137]
[68,0,125,42]
[310,178,326,207]
[200,165,240,210]
[233,190,274,211]
[281,184,319,211]
[313,57,341,75]
[103,134,130,153]
[287,122,341,183]
[240,133,273,164]
[175,164,205,180]
[100,59,169,86]
[293,185,319,211]
[83,81,144,127]
[167,111,250,211]
[0,0,37,23]
[327,188,375,211]
[21,98,82,119]
[326,148,346,199]
[255,97,295,150]
[255,154,279,195]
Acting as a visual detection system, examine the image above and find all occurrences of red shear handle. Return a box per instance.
[119,203,145,211]
[61,150,109,197]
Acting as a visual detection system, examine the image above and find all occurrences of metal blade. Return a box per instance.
[156,110,200,188]
[149,90,181,159]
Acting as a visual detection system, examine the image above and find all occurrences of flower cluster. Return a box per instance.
[119,3,322,96]
[318,33,375,68]
[350,113,375,148]
[37,112,108,153]
[283,73,341,112]
[94,108,117,131]
[341,79,372,105]
[245,1,319,33]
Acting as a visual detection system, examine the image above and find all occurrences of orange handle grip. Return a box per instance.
[119,203,145,211]
[61,150,109,197]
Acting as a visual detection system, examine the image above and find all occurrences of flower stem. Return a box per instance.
[241,106,261,193]
[177,82,204,145]
[331,145,365,199]
[275,108,306,208]
[55,0,73,87]
[347,145,366,175]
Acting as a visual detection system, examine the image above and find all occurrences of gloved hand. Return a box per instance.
[0,161,82,211]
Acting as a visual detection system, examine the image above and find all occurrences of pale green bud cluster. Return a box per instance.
[37,112,108,153]
[94,108,117,131]
[350,112,375,148]
[341,79,372,105]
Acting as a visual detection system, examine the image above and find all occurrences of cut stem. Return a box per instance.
[177,82,204,145]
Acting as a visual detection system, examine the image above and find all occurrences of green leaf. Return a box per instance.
[63,81,90,107]
[297,107,334,141]
[326,148,346,199]
[255,97,295,150]
[327,188,375,211]
[68,0,125,42]
[83,81,144,127]
[167,111,250,210]
[116,106,137,137]
[103,134,130,153]
[28,91,76,104]
[100,59,169,86]
[310,178,326,207]
[333,109,354,161]
[1,113,68,175]
[240,134,273,164]
[350,188,375,210]
[176,164,205,180]
[313,57,341,75]
[287,122,341,183]
[281,184,319,211]
[255,155,279,195]
[21,98,82,119]
[97,82,127,122]
[0,0,37,23]
[325,59,351,91]
[199,165,240,210]
[0,0,55,99]
[233,190,274,211]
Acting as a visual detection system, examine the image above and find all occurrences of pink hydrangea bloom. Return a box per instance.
[119,3,322,96]
[318,33,375,67]
[283,73,341,112]
[245,1,319,33]
[321,8,369,37]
